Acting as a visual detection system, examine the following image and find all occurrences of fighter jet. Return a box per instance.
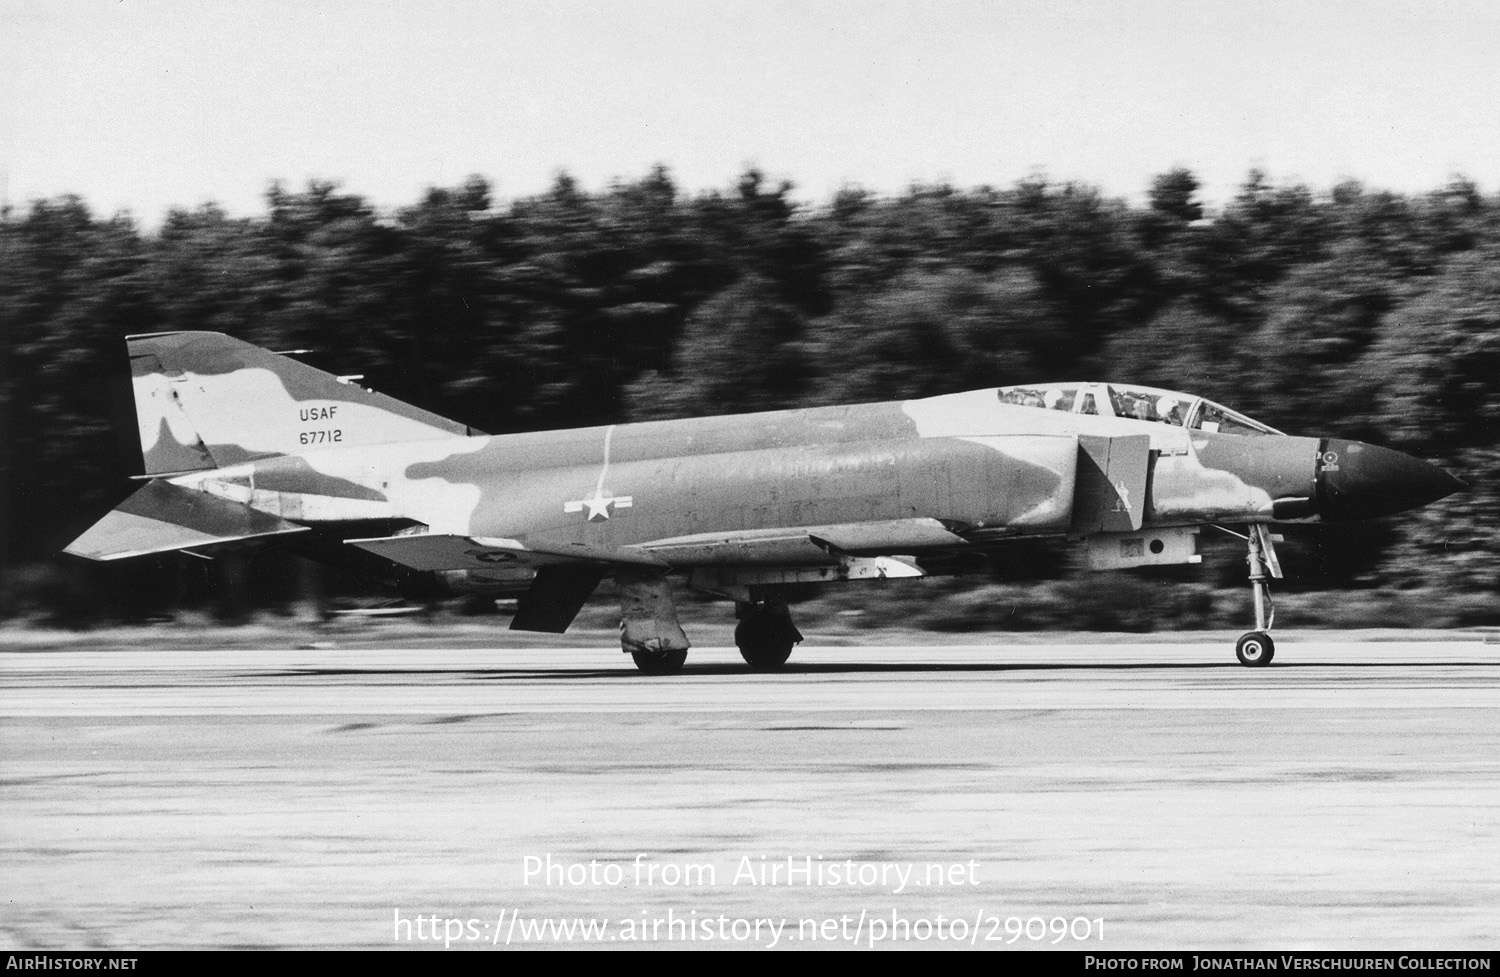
[65,332,1463,671]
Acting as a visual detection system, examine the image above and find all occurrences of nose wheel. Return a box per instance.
[1227,524,1282,667]
[1235,630,1275,666]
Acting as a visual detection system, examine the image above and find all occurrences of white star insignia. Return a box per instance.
[564,491,634,521]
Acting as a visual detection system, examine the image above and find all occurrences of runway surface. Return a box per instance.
[3,634,1498,950]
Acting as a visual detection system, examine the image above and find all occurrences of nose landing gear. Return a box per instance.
[1222,524,1282,667]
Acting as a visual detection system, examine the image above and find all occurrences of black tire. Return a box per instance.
[735,617,794,669]
[630,648,688,674]
[1235,631,1275,667]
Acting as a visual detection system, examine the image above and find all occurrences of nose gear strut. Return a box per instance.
[1215,524,1282,666]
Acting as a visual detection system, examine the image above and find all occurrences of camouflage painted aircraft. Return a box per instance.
[65,332,1463,671]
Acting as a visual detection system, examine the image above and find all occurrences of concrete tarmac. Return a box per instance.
[2,634,1497,950]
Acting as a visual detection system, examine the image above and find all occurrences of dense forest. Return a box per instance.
[1,166,1496,626]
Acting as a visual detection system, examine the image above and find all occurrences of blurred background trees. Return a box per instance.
[1,167,1495,625]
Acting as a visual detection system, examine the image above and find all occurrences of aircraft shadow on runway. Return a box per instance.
[248,657,1496,681]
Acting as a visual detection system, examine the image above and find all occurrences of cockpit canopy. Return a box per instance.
[996,382,1284,436]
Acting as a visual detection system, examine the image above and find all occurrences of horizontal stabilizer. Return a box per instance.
[64,480,308,561]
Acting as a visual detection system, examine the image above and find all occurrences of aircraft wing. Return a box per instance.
[347,517,968,574]
[637,517,968,565]
[346,520,964,635]
[347,532,668,635]
[346,533,669,571]
[64,480,309,561]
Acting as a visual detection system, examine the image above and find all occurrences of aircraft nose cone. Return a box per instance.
[1318,439,1466,521]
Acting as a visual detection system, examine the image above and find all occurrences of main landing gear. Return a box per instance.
[630,647,688,675]
[734,600,803,669]
[617,571,691,674]
[614,573,806,673]
[1226,524,1283,667]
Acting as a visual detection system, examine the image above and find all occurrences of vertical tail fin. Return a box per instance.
[129,332,474,475]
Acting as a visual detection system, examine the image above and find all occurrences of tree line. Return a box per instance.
[1,166,1495,623]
